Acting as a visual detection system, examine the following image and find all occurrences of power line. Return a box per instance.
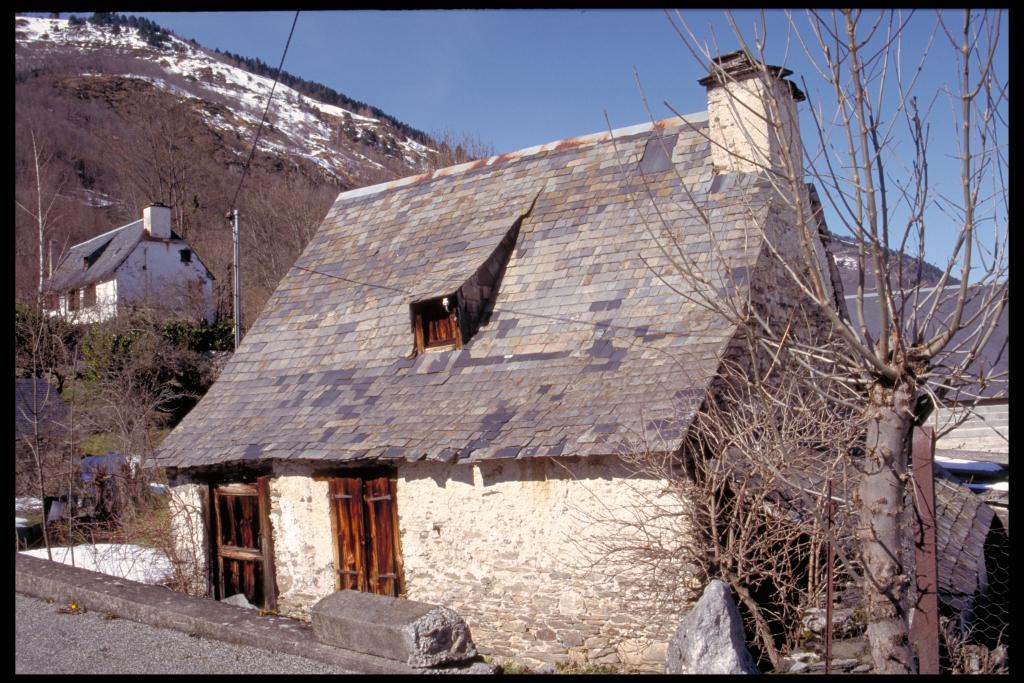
[291,263,697,340]
[227,11,300,214]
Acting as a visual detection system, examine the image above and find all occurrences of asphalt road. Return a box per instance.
[15,593,357,674]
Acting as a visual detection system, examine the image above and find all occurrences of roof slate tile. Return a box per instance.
[156,115,781,470]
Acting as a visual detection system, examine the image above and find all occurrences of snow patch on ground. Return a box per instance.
[832,255,860,269]
[966,481,1008,492]
[20,543,174,585]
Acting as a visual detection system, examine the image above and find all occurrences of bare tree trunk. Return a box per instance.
[859,379,916,673]
[33,132,45,301]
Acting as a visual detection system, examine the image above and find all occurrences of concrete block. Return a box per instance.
[311,590,477,668]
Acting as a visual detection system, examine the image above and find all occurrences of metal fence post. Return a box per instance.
[910,425,940,674]
[825,478,834,674]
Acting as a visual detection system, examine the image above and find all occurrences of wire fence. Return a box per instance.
[935,501,1010,674]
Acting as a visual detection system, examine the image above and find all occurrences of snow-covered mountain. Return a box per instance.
[826,233,958,295]
[15,15,435,184]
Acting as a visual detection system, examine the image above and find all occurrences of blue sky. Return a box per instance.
[86,11,1009,278]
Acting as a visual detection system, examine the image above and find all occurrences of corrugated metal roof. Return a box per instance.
[846,282,1008,401]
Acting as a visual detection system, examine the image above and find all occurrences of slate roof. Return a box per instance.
[156,114,785,470]
[15,378,70,440]
[44,220,184,293]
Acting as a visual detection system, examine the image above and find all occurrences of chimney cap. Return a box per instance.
[698,50,806,102]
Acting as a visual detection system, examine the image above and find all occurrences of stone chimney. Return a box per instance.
[143,203,172,239]
[698,50,805,176]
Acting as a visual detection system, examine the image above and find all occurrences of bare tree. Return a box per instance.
[15,129,68,302]
[15,305,80,558]
[426,129,495,169]
[573,354,862,670]
[645,9,1007,673]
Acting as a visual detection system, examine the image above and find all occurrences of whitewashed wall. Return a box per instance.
[396,456,689,671]
[116,238,214,323]
[170,455,692,672]
[266,475,339,615]
[54,279,118,323]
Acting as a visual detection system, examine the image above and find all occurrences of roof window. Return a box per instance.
[411,295,461,352]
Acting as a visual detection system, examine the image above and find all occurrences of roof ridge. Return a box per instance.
[334,112,708,204]
[70,218,143,251]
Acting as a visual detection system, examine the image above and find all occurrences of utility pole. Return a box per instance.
[229,209,241,350]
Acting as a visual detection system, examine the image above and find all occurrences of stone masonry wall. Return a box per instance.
[266,475,337,616]
[707,76,802,177]
[167,482,208,596]
[397,456,693,671]
[169,457,696,672]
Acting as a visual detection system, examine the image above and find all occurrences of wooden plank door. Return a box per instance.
[329,474,402,597]
[212,479,276,609]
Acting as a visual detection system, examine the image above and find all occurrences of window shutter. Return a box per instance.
[330,477,368,591]
[363,476,401,597]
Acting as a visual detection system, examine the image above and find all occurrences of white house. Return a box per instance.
[44,205,216,324]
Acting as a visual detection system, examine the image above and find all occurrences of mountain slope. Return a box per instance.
[826,233,959,295]
[16,15,434,185]
[15,14,448,319]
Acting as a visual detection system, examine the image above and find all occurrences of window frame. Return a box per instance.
[411,295,462,353]
[82,284,97,308]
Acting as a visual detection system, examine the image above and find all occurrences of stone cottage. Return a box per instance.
[44,204,216,324]
[155,52,839,670]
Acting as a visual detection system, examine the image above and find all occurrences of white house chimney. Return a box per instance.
[143,203,172,239]
[698,50,805,176]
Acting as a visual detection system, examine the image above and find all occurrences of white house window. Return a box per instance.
[83,284,97,307]
[67,290,80,311]
[180,249,192,263]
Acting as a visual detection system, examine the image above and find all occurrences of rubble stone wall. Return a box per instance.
[396,455,692,671]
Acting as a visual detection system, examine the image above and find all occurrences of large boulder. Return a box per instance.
[310,590,477,668]
[665,580,759,674]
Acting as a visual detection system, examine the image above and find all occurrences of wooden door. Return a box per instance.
[212,479,276,609]
[329,474,402,597]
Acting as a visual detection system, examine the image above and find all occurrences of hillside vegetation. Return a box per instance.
[15,13,486,325]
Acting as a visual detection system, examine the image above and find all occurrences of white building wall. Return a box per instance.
[266,475,339,615]
[171,456,692,672]
[167,482,209,597]
[395,456,691,671]
[116,239,215,323]
[50,279,118,323]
